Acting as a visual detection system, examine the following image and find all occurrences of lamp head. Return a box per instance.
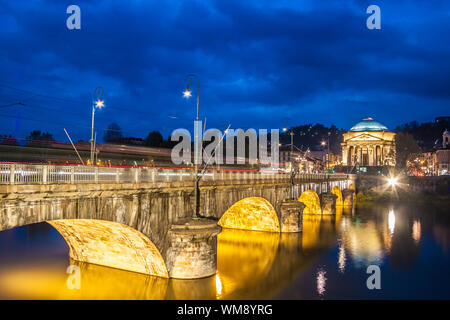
[183,87,192,98]
[95,99,104,109]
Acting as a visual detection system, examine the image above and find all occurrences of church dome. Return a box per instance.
[349,117,388,132]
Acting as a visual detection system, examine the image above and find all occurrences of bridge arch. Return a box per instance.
[298,190,321,215]
[218,197,280,232]
[48,219,169,278]
[331,186,343,206]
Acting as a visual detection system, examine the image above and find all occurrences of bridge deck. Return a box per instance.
[0,163,353,185]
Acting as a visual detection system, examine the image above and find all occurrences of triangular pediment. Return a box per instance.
[346,133,383,142]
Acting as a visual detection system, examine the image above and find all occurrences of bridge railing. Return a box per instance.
[0,163,352,185]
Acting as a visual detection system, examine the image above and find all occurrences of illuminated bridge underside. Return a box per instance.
[48,219,169,278]
[331,186,343,206]
[298,190,321,215]
[218,197,280,232]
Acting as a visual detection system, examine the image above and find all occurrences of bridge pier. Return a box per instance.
[165,219,221,279]
[277,200,305,233]
[320,193,337,215]
[342,189,355,207]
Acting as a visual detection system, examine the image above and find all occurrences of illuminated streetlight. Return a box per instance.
[387,176,398,187]
[184,74,201,218]
[183,88,192,98]
[95,99,104,109]
[90,87,104,165]
[282,118,295,199]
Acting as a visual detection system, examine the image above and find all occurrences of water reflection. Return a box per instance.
[412,220,421,243]
[316,268,327,296]
[1,203,450,299]
[388,210,396,235]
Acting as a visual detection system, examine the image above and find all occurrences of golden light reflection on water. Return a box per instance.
[0,228,285,299]
[0,207,408,299]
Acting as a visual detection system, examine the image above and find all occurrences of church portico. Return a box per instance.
[342,118,396,168]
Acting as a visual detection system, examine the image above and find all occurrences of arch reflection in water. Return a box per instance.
[302,214,338,252]
[216,228,280,298]
[340,216,385,266]
[68,260,169,299]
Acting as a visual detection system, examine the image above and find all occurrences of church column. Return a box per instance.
[372,145,376,166]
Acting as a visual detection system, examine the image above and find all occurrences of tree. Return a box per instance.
[145,131,163,147]
[26,130,55,147]
[104,123,122,142]
[0,135,18,146]
[395,132,421,169]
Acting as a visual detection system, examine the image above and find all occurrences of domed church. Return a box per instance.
[341,117,396,167]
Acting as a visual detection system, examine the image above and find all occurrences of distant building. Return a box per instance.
[341,117,396,168]
[413,130,450,176]
[435,130,450,175]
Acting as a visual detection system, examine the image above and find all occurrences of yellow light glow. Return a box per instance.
[215,274,223,298]
[331,186,343,206]
[48,219,168,278]
[218,197,280,232]
[387,177,398,187]
[298,190,321,215]
[95,99,104,108]
[412,220,421,243]
[216,228,279,298]
[388,210,395,235]
[183,88,192,98]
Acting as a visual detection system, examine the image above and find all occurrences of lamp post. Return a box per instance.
[183,74,201,218]
[90,87,104,166]
[283,122,295,199]
[321,132,331,191]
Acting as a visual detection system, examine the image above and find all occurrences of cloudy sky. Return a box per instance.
[0,0,449,142]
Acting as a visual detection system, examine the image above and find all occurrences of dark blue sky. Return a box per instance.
[0,0,449,142]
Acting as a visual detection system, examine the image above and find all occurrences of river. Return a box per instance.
[0,203,449,299]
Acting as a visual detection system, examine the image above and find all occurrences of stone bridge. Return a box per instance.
[0,163,356,279]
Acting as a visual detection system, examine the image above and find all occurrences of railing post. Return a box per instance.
[42,165,48,184]
[116,168,120,183]
[95,167,99,183]
[71,166,75,184]
[152,169,155,183]
[10,164,15,185]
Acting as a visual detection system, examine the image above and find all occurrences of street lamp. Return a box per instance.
[184,74,201,218]
[90,86,104,166]
[282,118,295,199]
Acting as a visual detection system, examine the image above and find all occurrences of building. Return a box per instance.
[279,146,302,171]
[434,130,450,175]
[341,117,396,168]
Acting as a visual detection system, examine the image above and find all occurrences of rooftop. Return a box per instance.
[349,117,389,132]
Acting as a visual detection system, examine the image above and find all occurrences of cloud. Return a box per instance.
[0,0,449,141]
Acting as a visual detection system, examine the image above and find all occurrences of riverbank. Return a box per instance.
[356,188,450,206]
